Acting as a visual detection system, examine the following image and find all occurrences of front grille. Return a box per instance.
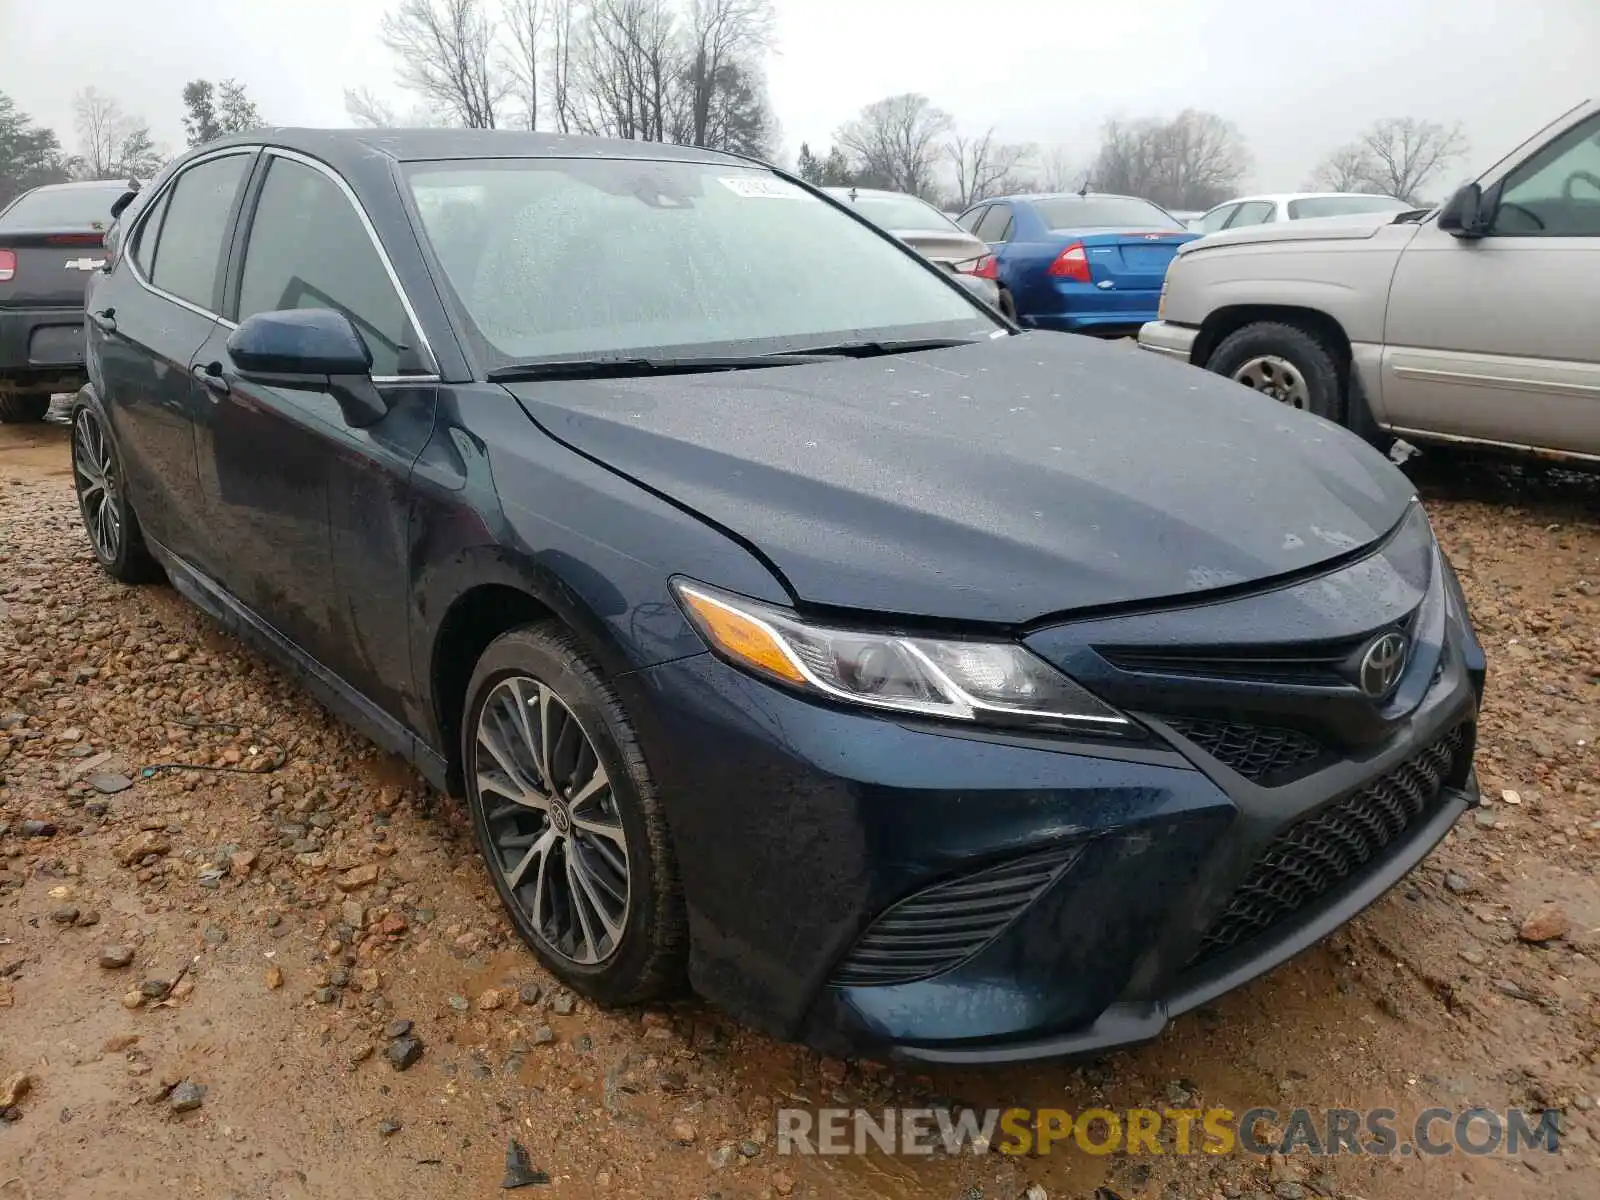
[1165,717,1325,784]
[1190,725,1467,966]
[829,844,1083,987]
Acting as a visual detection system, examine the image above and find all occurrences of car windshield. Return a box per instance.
[836,193,962,234]
[1032,196,1183,230]
[0,184,126,231]
[1287,195,1409,220]
[404,158,1000,366]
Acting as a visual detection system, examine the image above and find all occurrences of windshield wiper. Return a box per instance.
[787,336,991,358]
[486,351,841,383]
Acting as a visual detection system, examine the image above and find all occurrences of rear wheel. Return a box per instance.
[997,288,1017,322]
[1206,321,1344,423]
[71,406,160,583]
[462,623,686,1006]
[0,392,50,423]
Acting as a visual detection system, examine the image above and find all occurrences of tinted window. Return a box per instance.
[1225,201,1276,228]
[1492,113,1600,237]
[1196,204,1237,233]
[1032,196,1182,230]
[1287,195,1409,220]
[0,184,126,231]
[974,204,1012,242]
[957,207,986,233]
[131,187,172,278]
[404,159,998,366]
[237,156,423,376]
[839,193,963,234]
[149,155,251,310]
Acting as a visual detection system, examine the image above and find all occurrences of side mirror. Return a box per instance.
[226,309,389,428]
[1437,182,1489,239]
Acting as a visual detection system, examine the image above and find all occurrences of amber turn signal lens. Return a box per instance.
[676,586,806,685]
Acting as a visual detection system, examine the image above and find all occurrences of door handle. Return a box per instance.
[193,362,231,397]
[90,307,117,333]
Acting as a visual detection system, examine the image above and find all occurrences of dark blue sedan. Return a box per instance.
[959,192,1197,335]
[73,129,1482,1064]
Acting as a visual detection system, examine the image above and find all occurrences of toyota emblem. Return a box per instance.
[1357,632,1408,699]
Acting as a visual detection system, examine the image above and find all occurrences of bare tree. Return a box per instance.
[381,0,506,129]
[573,0,679,142]
[1306,144,1373,192]
[835,93,953,199]
[1093,109,1248,210]
[545,0,582,133]
[502,0,546,130]
[947,128,1034,207]
[73,88,162,180]
[680,0,772,149]
[1351,117,1467,203]
[344,86,452,128]
[73,88,128,179]
[1036,145,1084,193]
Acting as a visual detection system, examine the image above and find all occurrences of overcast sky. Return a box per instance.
[3,0,1595,193]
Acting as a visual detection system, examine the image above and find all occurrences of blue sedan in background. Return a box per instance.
[958,193,1198,336]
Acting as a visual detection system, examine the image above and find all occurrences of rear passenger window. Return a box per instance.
[236,156,423,377]
[975,204,1012,243]
[149,154,251,310]
[131,187,172,278]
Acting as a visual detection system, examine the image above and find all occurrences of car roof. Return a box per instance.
[1209,191,1404,207]
[985,191,1149,207]
[199,127,754,169]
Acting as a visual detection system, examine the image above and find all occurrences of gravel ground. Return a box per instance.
[2,416,1598,1200]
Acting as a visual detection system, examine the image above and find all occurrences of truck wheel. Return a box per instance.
[1206,322,1344,424]
[0,393,51,423]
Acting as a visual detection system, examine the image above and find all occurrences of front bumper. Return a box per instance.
[0,306,88,384]
[1136,319,1199,361]
[618,523,1485,1063]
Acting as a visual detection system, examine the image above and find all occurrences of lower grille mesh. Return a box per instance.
[1191,725,1467,965]
[1166,717,1324,784]
[829,844,1082,987]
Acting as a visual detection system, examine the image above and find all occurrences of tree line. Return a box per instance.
[797,95,1469,212]
[352,0,778,158]
[0,81,265,209]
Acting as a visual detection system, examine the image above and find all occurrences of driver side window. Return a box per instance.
[1492,112,1600,237]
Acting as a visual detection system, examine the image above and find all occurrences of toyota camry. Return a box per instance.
[73,129,1485,1063]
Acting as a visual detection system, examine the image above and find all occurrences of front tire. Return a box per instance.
[0,392,50,423]
[462,623,686,1006]
[71,406,161,583]
[1206,321,1344,423]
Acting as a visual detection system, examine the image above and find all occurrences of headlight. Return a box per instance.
[672,580,1136,736]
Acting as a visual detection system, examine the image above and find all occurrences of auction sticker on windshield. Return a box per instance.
[720,176,804,198]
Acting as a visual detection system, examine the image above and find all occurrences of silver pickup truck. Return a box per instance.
[1138,98,1600,466]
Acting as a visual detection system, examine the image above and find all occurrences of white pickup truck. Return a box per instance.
[1138,99,1600,466]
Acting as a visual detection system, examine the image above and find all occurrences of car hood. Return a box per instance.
[1183,210,1405,254]
[505,334,1415,624]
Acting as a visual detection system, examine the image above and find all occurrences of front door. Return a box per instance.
[91,151,254,562]
[1382,108,1600,458]
[194,150,438,712]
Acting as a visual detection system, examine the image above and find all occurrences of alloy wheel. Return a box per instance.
[1231,355,1311,409]
[72,410,123,562]
[472,675,631,966]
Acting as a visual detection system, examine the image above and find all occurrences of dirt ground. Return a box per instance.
[2,410,1598,1200]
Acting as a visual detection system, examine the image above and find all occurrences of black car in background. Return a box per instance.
[0,179,129,422]
[73,129,1485,1063]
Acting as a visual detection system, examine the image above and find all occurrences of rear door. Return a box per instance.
[194,149,438,712]
[90,151,255,563]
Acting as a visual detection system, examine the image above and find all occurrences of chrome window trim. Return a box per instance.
[124,145,257,327]
[258,147,440,376]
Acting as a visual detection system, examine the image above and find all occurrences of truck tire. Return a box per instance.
[0,393,51,423]
[1206,322,1344,424]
